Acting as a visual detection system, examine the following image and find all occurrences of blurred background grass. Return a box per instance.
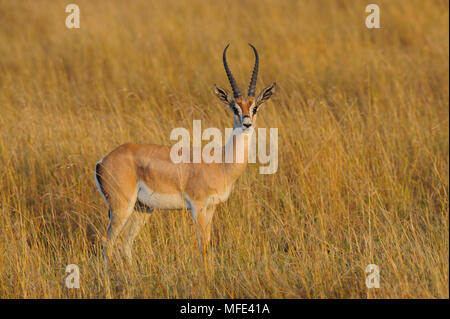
[0,0,448,298]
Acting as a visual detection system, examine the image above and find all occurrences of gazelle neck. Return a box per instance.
[221,125,254,182]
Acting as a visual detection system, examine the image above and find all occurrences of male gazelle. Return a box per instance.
[95,44,276,266]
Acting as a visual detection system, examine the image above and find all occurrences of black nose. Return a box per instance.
[243,123,252,128]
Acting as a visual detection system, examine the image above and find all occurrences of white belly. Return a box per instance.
[137,182,188,210]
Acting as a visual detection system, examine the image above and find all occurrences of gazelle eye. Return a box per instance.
[252,107,258,115]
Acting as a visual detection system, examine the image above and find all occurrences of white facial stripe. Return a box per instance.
[229,102,242,117]
[235,103,242,115]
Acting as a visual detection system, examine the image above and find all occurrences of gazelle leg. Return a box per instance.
[103,197,137,268]
[203,205,216,252]
[192,202,216,269]
[121,210,151,265]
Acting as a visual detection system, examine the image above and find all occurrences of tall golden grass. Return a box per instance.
[0,0,448,298]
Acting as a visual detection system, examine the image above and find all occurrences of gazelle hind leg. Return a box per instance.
[103,194,137,268]
[121,208,152,265]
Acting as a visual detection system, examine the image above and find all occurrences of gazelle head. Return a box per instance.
[215,44,276,132]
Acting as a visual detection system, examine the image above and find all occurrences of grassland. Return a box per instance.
[0,0,448,298]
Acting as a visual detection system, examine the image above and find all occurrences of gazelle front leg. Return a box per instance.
[204,204,216,251]
[191,201,216,268]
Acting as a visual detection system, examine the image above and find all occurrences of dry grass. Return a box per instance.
[0,0,448,298]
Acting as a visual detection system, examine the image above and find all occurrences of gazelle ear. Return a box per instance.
[214,85,234,105]
[255,82,276,107]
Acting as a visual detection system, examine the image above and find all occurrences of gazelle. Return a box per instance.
[95,44,276,266]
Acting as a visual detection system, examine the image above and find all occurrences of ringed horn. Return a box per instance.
[222,43,260,98]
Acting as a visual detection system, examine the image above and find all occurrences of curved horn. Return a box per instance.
[247,43,259,97]
[223,44,242,99]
